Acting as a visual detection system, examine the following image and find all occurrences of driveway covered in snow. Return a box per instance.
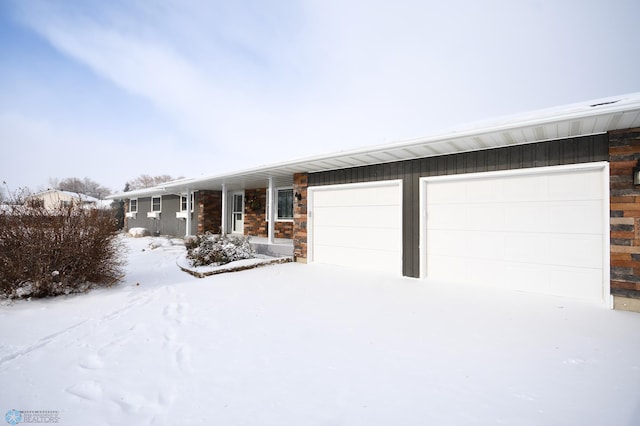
[1,237,639,425]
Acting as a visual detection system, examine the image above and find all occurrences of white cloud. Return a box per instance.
[3,0,640,189]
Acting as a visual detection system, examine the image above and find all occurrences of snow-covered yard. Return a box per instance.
[1,236,640,426]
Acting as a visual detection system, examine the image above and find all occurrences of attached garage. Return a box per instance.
[308,180,403,274]
[420,163,609,301]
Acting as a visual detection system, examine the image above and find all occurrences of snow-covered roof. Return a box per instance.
[33,189,99,202]
[107,92,640,199]
[30,189,112,209]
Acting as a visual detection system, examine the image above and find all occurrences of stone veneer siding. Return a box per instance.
[293,173,308,262]
[609,128,640,304]
[243,188,293,239]
[197,190,222,234]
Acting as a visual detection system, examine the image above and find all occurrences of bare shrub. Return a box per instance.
[187,233,254,267]
[0,201,125,299]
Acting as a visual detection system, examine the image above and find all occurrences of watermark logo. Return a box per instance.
[4,410,59,424]
[4,410,22,426]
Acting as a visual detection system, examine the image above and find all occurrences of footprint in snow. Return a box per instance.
[66,380,103,401]
[78,353,104,370]
[176,344,193,374]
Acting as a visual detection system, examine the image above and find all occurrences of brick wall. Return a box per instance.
[293,173,308,261]
[609,128,640,304]
[243,188,293,239]
[198,190,222,234]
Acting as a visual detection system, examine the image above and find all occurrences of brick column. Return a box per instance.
[123,198,129,230]
[609,128,640,311]
[197,190,222,234]
[293,173,308,262]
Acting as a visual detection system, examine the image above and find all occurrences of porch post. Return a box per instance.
[267,177,275,244]
[185,188,192,237]
[221,184,227,235]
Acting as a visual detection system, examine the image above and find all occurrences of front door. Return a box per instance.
[232,193,244,234]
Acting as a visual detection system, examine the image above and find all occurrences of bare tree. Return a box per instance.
[128,174,182,190]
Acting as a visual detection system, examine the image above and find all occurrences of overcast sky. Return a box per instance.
[1,0,639,195]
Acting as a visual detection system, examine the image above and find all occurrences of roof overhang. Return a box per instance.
[107,93,640,199]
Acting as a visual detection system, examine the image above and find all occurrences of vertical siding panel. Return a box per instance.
[536,141,548,167]
[548,140,560,166]
[476,150,487,173]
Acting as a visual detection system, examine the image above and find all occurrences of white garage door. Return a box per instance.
[422,164,607,301]
[309,181,402,274]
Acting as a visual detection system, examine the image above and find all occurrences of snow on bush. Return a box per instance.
[0,200,124,299]
[187,233,255,267]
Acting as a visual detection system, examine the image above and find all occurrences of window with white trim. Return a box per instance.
[267,188,293,221]
[129,199,138,213]
[180,193,195,212]
[151,196,162,212]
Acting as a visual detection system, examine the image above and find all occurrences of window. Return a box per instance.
[267,188,293,221]
[151,196,161,212]
[129,199,138,213]
[277,189,293,220]
[180,193,195,212]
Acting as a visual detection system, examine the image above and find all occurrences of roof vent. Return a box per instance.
[589,100,620,107]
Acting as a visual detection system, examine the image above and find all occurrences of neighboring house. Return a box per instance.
[107,93,640,310]
[28,189,111,210]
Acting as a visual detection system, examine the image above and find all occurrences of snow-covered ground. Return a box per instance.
[1,236,640,425]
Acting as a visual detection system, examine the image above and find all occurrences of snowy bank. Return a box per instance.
[176,253,292,278]
[0,236,639,425]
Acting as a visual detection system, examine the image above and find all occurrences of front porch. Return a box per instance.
[248,236,294,258]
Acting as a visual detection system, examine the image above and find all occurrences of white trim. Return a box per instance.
[419,161,610,304]
[266,186,294,222]
[179,193,195,212]
[307,179,403,275]
[601,163,612,308]
[267,178,275,244]
[221,184,227,235]
[151,196,162,213]
[129,198,138,213]
[231,191,244,235]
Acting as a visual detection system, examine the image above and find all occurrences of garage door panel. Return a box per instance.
[466,205,505,231]
[313,245,401,273]
[546,235,602,268]
[314,226,400,251]
[503,233,602,268]
[314,205,400,228]
[427,230,467,257]
[548,170,602,201]
[310,181,402,275]
[313,185,399,207]
[428,230,506,260]
[424,166,606,301]
[502,175,549,202]
[549,267,602,300]
[547,201,602,234]
[465,179,503,203]
[427,205,467,229]
[503,204,549,233]
[427,181,467,204]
